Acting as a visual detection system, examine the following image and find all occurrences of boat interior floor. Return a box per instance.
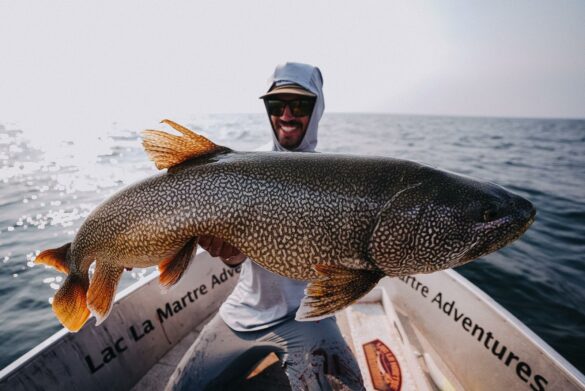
[131,312,291,391]
[132,291,458,390]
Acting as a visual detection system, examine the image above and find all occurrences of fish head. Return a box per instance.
[369,166,536,276]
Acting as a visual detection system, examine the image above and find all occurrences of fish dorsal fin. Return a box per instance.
[142,119,228,170]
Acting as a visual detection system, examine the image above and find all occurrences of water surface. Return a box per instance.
[0,114,583,373]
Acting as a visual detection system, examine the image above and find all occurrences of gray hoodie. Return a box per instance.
[219,63,325,331]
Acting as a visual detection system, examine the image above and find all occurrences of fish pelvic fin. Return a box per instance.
[52,273,90,332]
[142,119,229,170]
[35,243,72,274]
[86,262,124,326]
[296,264,385,321]
[158,237,198,289]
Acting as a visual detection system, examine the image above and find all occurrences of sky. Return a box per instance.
[0,1,584,138]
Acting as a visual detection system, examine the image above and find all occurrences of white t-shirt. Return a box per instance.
[219,259,307,331]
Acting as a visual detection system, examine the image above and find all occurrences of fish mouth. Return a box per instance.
[466,207,536,260]
[509,204,536,237]
[506,208,536,244]
[526,208,537,227]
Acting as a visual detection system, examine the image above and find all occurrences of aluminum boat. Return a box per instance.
[1,250,583,390]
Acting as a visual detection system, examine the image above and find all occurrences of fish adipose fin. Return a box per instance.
[296,264,385,321]
[142,119,229,170]
[35,243,71,274]
[86,262,124,325]
[158,237,198,289]
[52,273,90,332]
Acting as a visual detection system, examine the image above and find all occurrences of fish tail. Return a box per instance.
[52,273,91,332]
[34,243,72,274]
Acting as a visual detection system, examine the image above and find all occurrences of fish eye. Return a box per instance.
[482,208,499,222]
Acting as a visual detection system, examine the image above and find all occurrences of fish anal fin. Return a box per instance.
[158,237,198,289]
[35,243,71,274]
[52,273,90,332]
[142,119,228,170]
[86,262,124,325]
[296,263,385,321]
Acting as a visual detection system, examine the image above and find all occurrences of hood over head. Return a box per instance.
[262,62,324,152]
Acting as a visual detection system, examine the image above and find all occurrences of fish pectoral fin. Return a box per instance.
[142,119,229,170]
[158,237,198,289]
[35,243,71,274]
[296,264,385,321]
[86,262,124,325]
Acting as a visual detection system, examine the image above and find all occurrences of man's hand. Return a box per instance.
[198,235,247,267]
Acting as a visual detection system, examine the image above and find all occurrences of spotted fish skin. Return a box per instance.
[36,120,536,330]
[75,152,397,279]
[77,150,534,280]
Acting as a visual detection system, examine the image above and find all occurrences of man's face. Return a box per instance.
[266,93,314,149]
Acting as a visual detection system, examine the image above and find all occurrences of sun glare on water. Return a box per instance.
[0,120,159,305]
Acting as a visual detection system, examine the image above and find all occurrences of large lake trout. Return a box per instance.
[36,120,536,331]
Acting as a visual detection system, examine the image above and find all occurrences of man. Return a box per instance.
[166,63,364,390]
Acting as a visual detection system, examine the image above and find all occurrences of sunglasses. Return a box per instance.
[265,99,315,118]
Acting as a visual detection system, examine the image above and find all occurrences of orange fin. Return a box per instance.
[86,262,124,325]
[142,119,228,170]
[296,263,384,321]
[52,273,90,332]
[35,243,71,274]
[158,237,198,289]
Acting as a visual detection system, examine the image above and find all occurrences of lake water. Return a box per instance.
[0,114,583,374]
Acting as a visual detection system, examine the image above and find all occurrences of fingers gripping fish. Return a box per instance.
[35,120,536,332]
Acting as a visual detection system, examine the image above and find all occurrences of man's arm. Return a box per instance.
[198,235,247,267]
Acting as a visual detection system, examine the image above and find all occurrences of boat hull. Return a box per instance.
[374,271,585,390]
[0,251,240,391]
[1,252,583,390]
